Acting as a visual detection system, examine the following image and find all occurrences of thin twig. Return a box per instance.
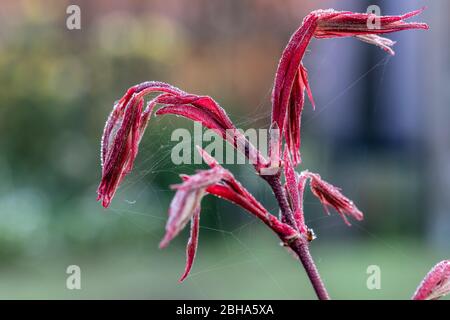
[262,172,330,300]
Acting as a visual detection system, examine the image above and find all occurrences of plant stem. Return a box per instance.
[290,238,330,300]
[262,173,297,229]
[262,172,330,300]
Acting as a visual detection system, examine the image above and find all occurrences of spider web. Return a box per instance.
[103,55,414,299]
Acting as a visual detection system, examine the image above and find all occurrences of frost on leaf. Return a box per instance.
[413,260,450,300]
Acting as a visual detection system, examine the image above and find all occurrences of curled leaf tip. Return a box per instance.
[271,8,428,166]
[413,260,450,300]
[300,171,363,226]
[178,208,200,282]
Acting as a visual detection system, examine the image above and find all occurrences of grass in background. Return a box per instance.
[0,224,445,299]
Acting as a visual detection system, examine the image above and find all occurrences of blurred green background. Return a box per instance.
[0,0,448,299]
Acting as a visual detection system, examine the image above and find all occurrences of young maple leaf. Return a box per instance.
[271,8,428,166]
[160,147,297,281]
[97,82,237,208]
